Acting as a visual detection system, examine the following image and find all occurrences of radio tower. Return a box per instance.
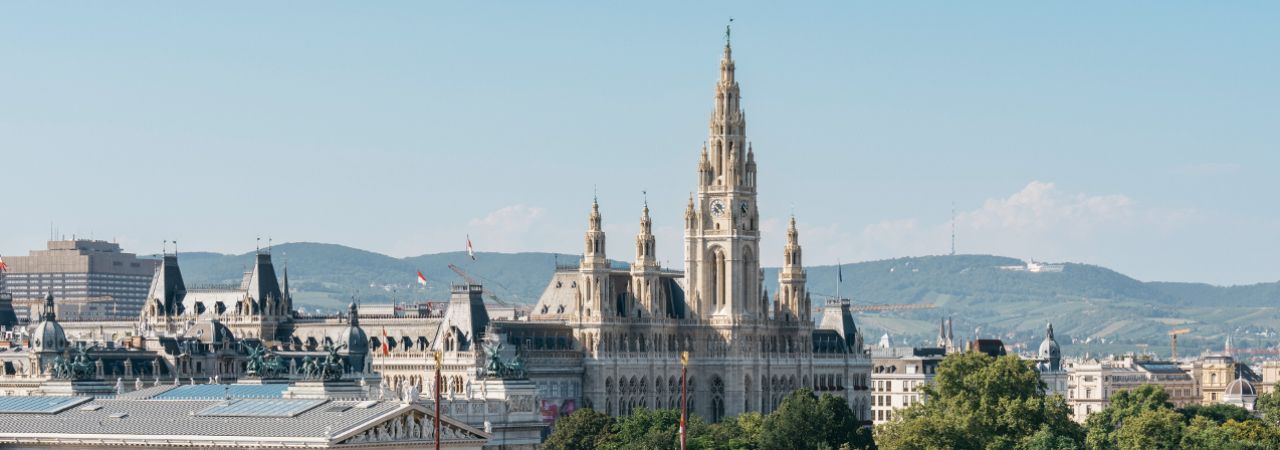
[950,204,956,256]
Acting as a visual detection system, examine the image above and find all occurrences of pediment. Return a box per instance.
[335,405,487,446]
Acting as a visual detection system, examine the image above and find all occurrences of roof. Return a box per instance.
[0,396,487,448]
[147,383,289,400]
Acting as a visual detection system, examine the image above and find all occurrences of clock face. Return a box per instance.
[710,199,726,217]
[739,201,750,214]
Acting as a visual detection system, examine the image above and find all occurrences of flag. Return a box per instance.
[416,271,428,287]
[0,254,7,272]
[381,327,391,356]
[466,235,475,260]
[837,259,843,283]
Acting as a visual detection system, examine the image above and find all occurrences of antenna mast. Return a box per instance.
[950,204,956,256]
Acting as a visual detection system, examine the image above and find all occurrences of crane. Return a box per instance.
[447,264,511,307]
[810,302,936,315]
[1169,328,1191,361]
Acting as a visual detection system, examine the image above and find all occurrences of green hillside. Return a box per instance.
[172,244,1280,359]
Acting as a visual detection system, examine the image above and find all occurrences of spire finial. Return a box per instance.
[725,18,733,46]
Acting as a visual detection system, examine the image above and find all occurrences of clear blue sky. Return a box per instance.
[2,2,1276,285]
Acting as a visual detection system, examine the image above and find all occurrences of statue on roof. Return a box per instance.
[300,342,347,381]
[239,341,286,379]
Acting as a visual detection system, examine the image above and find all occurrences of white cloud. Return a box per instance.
[464,205,555,253]
[469,205,546,233]
[776,181,1194,267]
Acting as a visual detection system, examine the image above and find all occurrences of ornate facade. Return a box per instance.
[527,36,872,423]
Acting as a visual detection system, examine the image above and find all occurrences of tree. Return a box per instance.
[598,408,715,450]
[706,412,765,450]
[1180,416,1242,450]
[544,408,613,450]
[1256,389,1280,426]
[1083,384,1173,449]
[875,352,1082,450]
[1112,408,1183,450]
[1178,403,1253,425]
[760,389,872,450]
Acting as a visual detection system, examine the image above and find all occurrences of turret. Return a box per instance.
[632,201,661,317]
[579,198,611,319]
[777,217,808,322]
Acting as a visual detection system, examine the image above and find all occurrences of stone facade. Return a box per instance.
[524,38,872,423]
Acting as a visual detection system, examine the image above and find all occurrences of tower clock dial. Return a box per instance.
[739,201,749,214]
[710,199,726,217]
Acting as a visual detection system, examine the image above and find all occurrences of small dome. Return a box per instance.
[31,319,67,352]
[1038,336,1061,359]
[31,294,67,353]
[341,301,369,354]
[1226,377,1256,397]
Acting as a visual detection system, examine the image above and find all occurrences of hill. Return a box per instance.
[172,244,1280,359]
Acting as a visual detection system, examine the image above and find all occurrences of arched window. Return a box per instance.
[711,376,725,422]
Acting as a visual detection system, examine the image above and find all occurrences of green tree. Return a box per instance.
[1112,408,1184,450]
[1178,403,1253,424]
[1256,389,1280,426]
[875,353,1082,450]
[707,412,765,450]
[1083,384,1173,449]
[544,408,613,450]
[1180,416,1243,450]
[760,389,872,450]
[598,408,715,450]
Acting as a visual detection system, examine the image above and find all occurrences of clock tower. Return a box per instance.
[685,35,763,323]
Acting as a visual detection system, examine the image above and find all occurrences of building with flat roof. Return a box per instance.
[1066,357,1198,422]
[1,240,157,321]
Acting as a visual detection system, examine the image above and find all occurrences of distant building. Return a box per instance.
[1259,361,1280,394]
[1034,323,1067,396]
[0,240,157,321]
[870,346,945,425]
[1067,357,1198,422]
[969,339,1007,357]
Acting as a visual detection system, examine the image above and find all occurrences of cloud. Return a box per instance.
[465,205,555,253]
[775,181,1194,267]
[469,205,546,233]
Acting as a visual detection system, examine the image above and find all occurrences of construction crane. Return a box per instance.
[1169,328,1191,361]
[447,264,511,307]
[810,302,936,315]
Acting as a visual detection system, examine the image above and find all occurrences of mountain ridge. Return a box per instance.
[166,242,1279,357]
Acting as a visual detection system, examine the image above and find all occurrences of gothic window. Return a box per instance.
[711,376,725,422]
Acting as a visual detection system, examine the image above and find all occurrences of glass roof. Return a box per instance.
[0,396,92,414]
[150,384,289,400]
[196,399,327,418]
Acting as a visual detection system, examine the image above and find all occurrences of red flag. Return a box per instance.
[381,327,391,356]
[0,254,8,272]
[466,236,475,260]
[416,271,428,287]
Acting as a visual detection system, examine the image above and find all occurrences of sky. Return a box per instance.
[1,2,1277,285]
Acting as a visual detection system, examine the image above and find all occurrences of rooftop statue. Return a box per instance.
[301,342,347,381]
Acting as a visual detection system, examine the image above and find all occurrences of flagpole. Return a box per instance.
[836,259,841,302]
[434,350,442,450]
[680,351,689,450]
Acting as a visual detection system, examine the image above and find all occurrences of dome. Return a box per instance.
[1226,377,1256,397]
[31,294,67,353]
[1038,335,1061,359]
[341,302,369,354]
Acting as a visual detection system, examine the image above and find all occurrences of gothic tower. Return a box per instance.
[632,201,661,318]
[579,198,610,320]
[686,34,762,322]
[777,217,808,322]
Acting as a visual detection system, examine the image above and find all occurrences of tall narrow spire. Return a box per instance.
[636,200,656,265]
[583,197,607,266]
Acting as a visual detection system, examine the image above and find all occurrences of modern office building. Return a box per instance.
[0,240,157,321]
